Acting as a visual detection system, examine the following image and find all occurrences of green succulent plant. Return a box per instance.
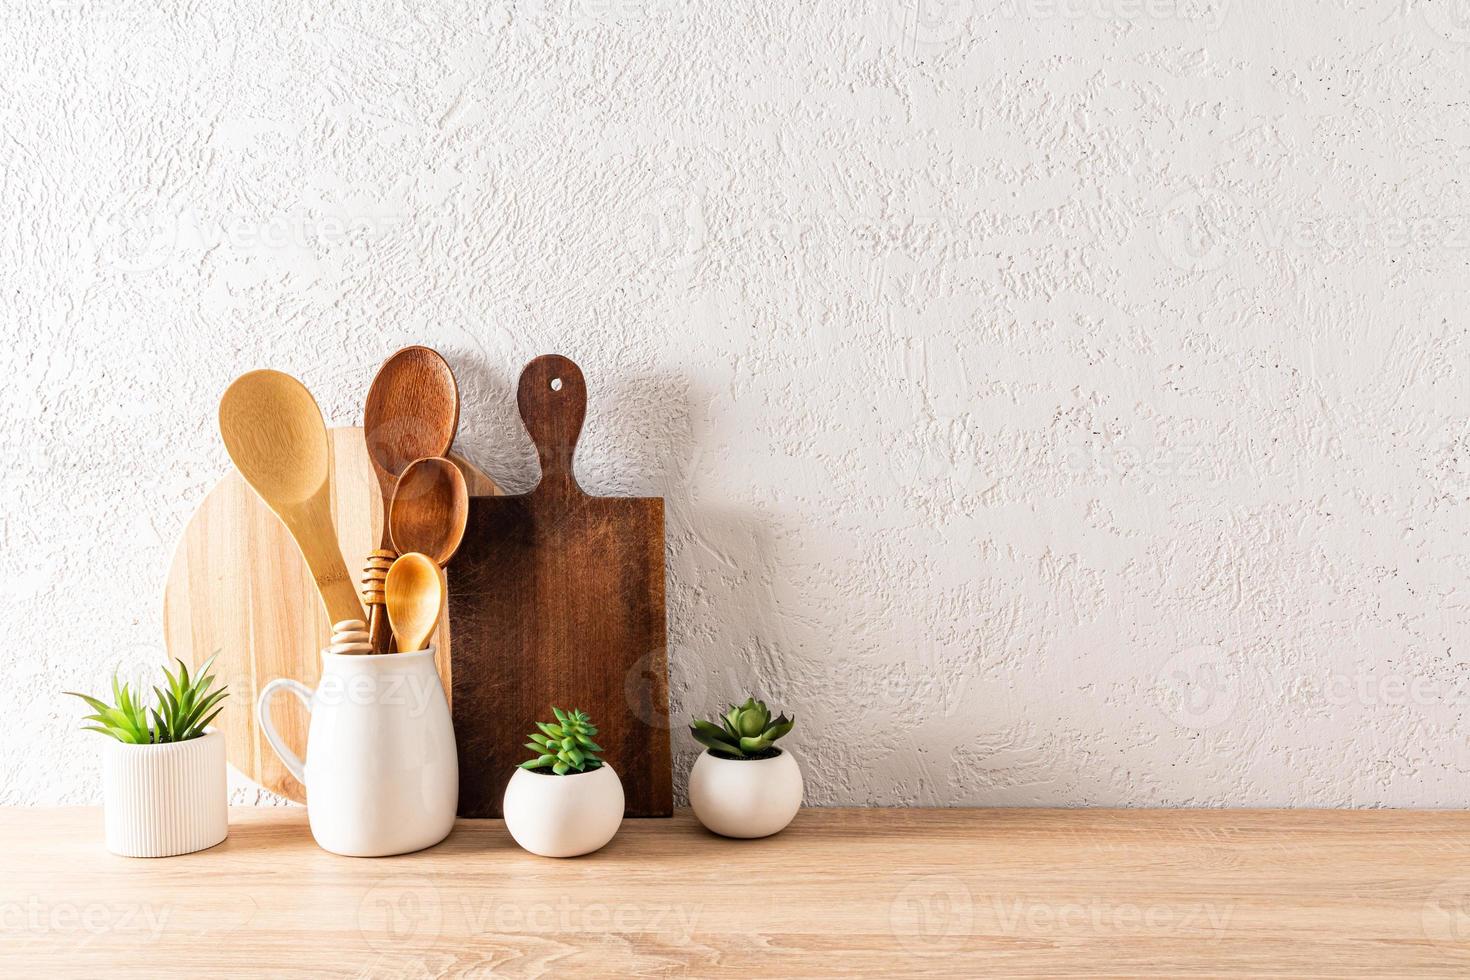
[67,655,228,744]
[691,697,795,759]
[520,707,605,775]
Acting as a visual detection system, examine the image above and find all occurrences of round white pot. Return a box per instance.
[102,729,228,858]
[689,748,803,838]
[503,764,624,858]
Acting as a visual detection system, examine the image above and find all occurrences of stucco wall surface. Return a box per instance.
[5,0,1470,805]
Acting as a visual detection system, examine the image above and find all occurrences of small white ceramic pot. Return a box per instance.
[102,728,228,858]
[503,764,624,857]
[689,748,803,838]
[257,647,458,857]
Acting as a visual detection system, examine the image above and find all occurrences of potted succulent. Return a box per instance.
[689,697,801,838]
[67,657,229,857]
[502,707,624,857]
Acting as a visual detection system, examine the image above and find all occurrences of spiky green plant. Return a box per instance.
[690,697,795,759]
[66,655,228,744]
[520,707,604,775]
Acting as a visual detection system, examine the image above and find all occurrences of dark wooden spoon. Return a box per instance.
[363,347,459,652]
[390,456,469,568]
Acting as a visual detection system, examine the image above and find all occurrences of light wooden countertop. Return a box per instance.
[3,807,1469,977]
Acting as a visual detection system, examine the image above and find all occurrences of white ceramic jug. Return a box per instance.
[257,647,458,857]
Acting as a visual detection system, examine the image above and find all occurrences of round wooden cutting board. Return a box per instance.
[164,427,498,803]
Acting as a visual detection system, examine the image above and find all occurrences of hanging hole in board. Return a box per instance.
[550,378,563,391]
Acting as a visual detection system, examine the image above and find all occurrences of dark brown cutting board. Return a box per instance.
[448,355,671,817]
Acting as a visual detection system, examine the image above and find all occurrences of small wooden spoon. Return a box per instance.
[219,371,364,625]
[385,552,444,653]
[363,348,459,653]
[390,456,469,566]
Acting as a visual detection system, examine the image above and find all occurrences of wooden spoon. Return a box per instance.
[390,456,469,567]
[219,370,365,625]
[385,552,444,653]
[363,347,460,652]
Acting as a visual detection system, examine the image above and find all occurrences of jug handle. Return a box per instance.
[257,678,312,784]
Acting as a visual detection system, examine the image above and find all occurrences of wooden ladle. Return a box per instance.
[363,347,459,653]
[385,552,444,653]
[219,371,365,626]
[390,456,469,567]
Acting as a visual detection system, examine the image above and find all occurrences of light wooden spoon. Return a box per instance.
[390,456,469,567]
[385,552,444,653]
[363,347,459,653]
[219,370,365,626]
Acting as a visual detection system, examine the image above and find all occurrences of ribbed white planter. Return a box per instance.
[102,729,228,858]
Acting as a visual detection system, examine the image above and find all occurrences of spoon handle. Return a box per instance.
[287,491,366,627]
[361,550,395,654]
[518,354,587,501]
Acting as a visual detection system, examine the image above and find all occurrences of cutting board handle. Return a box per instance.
[519,354,587,499]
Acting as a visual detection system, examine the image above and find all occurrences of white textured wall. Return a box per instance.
[6,0,1470,807]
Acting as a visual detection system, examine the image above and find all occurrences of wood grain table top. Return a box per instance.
[3,807,1469,977]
